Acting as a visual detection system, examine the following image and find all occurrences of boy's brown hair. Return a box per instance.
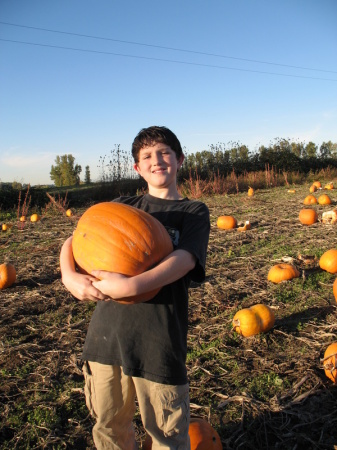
[132,126,183,163]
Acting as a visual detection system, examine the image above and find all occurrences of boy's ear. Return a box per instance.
[177,154,185,170]
[133,163,141,175]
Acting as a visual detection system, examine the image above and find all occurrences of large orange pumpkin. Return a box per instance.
[72,202,173,303]
[318,194,332,205]
[303,195,317,205]
[299,209,318,226]
[268,263,300,283]
[319,249,337,274]
[217,215,237,230]
[322,342,337,383]
[0,263,16,289]
[142,418,223,450]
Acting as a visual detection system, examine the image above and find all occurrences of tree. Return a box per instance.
[319,141,337,159]
[50,154,82,187]
[304,142,317,158]
[85,166,91,184]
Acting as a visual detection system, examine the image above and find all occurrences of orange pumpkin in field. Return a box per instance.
[309,184,317,193]
[303,195,317,205]
[71,202,173,303]
[142,418,223,450]
[268,263,300,283]
[324,182,334,190]
[248,187,255,197]
[318,194,332,205]
[188,418,223,450]
[217,215,237,230]
[299,209,318,226]
[322,342,337,383]
[319,249,337,274]
[0,262,16,289]
[232,304,275,337]
[30,213,41,222]
[312,181,322,188]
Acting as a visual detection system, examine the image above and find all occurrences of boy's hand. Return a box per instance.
[62,272,110,302]
[91,271,130,300]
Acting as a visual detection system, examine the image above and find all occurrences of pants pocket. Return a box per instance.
[157,384,190,437]
[82,361,97,419]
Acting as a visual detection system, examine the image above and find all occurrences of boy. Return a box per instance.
[60,126,210,449]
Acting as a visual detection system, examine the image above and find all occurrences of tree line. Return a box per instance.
[47,138,337,188]
[179,138,337,181]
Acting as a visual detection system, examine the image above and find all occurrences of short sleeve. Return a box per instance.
[176,202,210,282]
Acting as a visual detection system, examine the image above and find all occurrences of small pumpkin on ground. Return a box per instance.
[312,181,322,188]
[188,418,223,450]
[0,263,16,289]
[71,202,173,303]
[318,194,332,205]
[299,209,318,226]
[30,213,41,222]
[247,187,254,197]
[322,342,337,383]
[217,215,237,230]
[142,418,223,450]
[2,224,8,231]
[19,216,26,222]
[249,304,275,332]
[268,263,300,283]
[319,249,337,274]
[232,304,275,337]
[324,182,334,190]
[66,209,73,217]
[309,185,317,193]
[287,189,296,193]
[303,195,317,205]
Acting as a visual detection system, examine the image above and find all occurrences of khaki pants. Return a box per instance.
[83,361,191,450]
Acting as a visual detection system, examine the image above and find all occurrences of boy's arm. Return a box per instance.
[60,236,109,302]
[92,249,196,302]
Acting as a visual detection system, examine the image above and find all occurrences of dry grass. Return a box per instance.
[1,182,337,449]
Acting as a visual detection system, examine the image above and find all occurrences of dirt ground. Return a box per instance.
[1,186,337,449]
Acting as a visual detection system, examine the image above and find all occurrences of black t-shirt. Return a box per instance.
[81,194,210,385]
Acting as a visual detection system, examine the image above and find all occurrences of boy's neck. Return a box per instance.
[147,186,183,200]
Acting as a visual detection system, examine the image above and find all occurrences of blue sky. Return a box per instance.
[1,0,336,186]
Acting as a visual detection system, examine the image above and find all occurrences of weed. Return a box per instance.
[246,372,290,401]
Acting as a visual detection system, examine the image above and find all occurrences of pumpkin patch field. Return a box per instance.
[1,184,337,449]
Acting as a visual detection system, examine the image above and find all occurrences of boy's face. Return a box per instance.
[133,143,184,191]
